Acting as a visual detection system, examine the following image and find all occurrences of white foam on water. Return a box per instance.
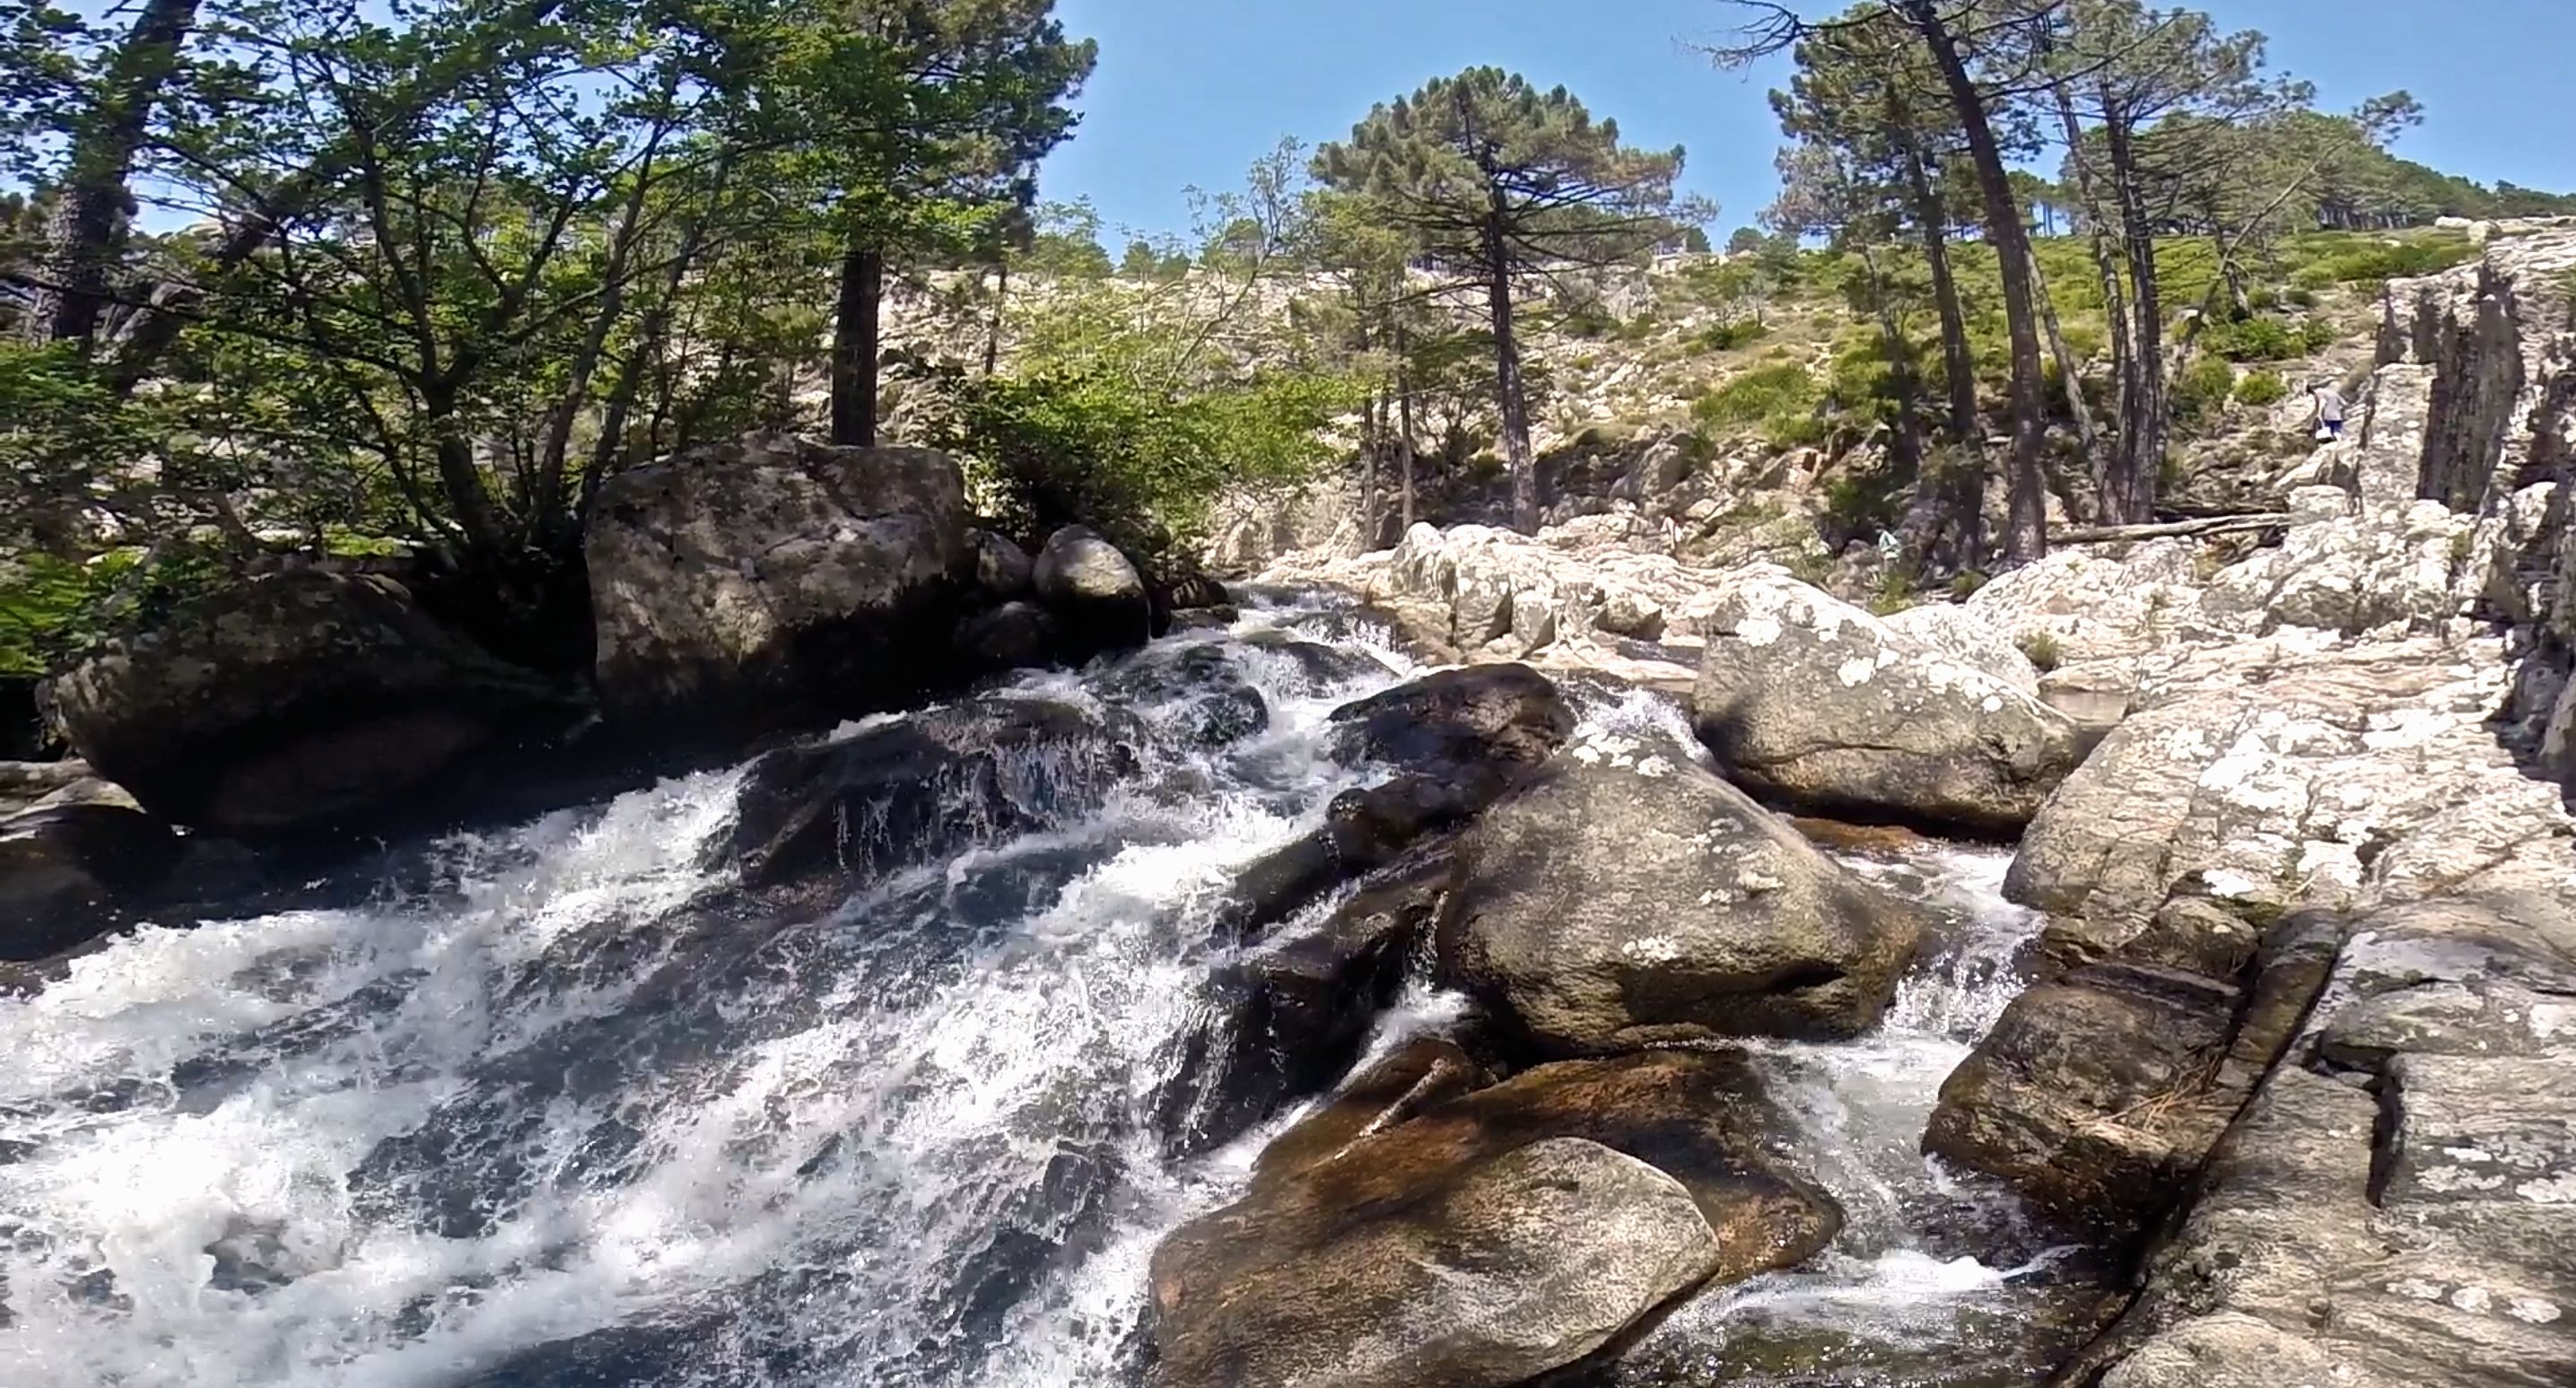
[0,603,1410,1388]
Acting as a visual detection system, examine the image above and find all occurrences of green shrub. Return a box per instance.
[2233,370,2290,407]
[2283,286,2318,309]
[2322,237,2477,286]
[1694,319,1770,353]
[2245,284,2280,312]
[1870,570,1919,615]
[2198,314,2337,363]
[2170,354,2240,425]
[1949,570,1989,600]
[2019,631,2063,672]
[1691,362,1822,450]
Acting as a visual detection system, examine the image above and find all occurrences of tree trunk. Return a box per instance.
[1359,389,1383,543]
[424,382,508,561]
[1907,0,2048,563]
[1896,136,1980,448]
[831,238,885,448]
[1481,209,1538,532]
[1395,318,1419,531]
[31,0,201,348]
[983,257,1008,376]
[2105,109,2167,526]
[2027,244,2100,467]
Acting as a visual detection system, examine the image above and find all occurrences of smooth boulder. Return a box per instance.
[1439,733,1926,1051]
[1033,525,1152,655]
[0,800,183,957]
[46,570,570,835]
[1148,1050,1840,1388]
[1694,566,2085,834]
[586,433,973,732]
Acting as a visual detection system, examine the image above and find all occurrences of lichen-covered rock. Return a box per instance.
[48,570,571,835]
[1693,567,2085,834]
[1147,1051,1840,1388]
[587,433,973,732]
[2199,499,2475,636]
[1880,600,2041,694]
[1960,538,2202,668]
[1438,735,1925,1050]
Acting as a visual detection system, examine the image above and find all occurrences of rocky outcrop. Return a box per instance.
[1960,538,2204,669]
[1437,726,1925,1051]
[1693,566,2086,834]
[586,434,974,733]
[2067,896,2576,1388]
[1147,1050,1839,1388]
[47,570,572,837]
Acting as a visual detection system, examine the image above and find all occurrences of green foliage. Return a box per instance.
[2198,314,2336,362]
[2019,632,2063,672]
[1868,570,1918,616]
[2171,354,2242,425]
[1691,362,1822,450]
[2233,370,2290,406]
[1694,319,1771,353]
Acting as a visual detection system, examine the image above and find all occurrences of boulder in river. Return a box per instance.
[1216,665,1572,935]
[46,569,573,837]
[1693,566,2086,835]
[726,696,1140,893]
[968,528,1035,602]
[1034,524,1154,656]
[0,799,183,958]
[1148,1050,1841,1388]
[1438,730,1926,1052]
[586,433,974,734]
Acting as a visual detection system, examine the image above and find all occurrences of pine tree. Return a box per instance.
[1315,68,1686,532]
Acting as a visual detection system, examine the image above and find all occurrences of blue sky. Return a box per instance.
[1042,0,2576,240]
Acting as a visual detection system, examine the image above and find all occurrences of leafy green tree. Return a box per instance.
[1315,67,1687,531]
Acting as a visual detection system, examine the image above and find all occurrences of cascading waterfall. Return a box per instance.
[0,599,2098,1388]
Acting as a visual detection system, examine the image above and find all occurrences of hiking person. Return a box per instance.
[2310,380,2347,440]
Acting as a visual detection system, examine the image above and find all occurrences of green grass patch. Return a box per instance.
[2233,369,2290,406]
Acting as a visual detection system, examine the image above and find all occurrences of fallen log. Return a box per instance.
[2052,512,2300,545]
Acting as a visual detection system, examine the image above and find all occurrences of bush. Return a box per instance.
[2170,354,2240,426]
[1691,362,1822,450]
[1949,570,1989,600]
[2233,370,2290,407]
[1694,318,1770,353]
[2283,286,2318,309]
[2198,314,2337,363]
[2321,237,2478,285]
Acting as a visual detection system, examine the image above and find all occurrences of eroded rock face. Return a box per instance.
[2074,896,2576,1388]
[587,434,974,733]
[1693,567,2085,834]
[1147,1050,1840,1388]
[1438,734,1925,1051]
[48,570,571,836]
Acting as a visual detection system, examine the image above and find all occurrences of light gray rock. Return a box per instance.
[1437,733,1925,1050]
[1693,567,2085,834]
[1033,524,1151,653]
[587,433,973,730]
[1960,538,2202,668]
[1880,600,2041,694]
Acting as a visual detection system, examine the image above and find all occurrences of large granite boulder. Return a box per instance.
[1438,729,1925,1052]
[1880,600,2042,694]
[1692,566,2086,834]
[47,570,571,836]
[586,433,974,733]
[1148,1050,1840,1388]
[1960,538,2203,668]
[1033,524,1153,656]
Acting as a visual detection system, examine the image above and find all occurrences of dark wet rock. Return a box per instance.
[969,528,1034,601]
[1165,571,1231,611]
[0,759,92,818]
[1096,644,1268,748]
[46,570,574,836]
[726,698,1140,891]
[1248,1037,1489,1188]
[1439,740,1926,1052]
[952,601,1064,677]
[1148,1051,1841,1388]
[586,434,974,735]
[1214,667,1572,937]
[1035,525,1153,656]
[1169,842,1460,1151]
[1693,566,2085,835]
[1236,629,1390,687]
[0,801,183,959]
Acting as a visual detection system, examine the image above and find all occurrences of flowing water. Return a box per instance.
[0,600,2102,1388]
